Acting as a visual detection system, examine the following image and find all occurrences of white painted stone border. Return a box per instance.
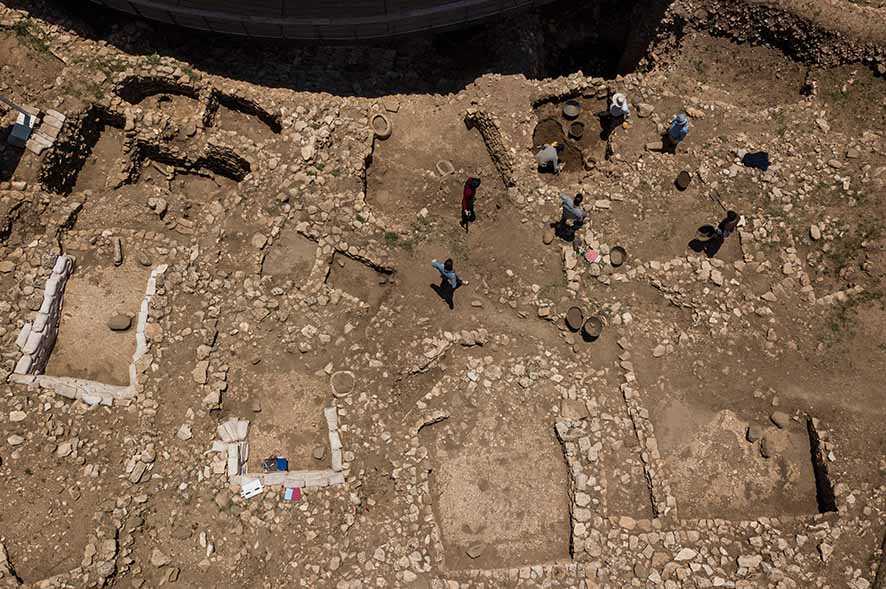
[211,404,347,491]
[12,254,74,375]
[8,255,168,406]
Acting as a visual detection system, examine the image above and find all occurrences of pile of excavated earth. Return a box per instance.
[0,0,884,587]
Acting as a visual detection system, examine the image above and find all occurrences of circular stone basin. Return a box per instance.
[675,170,692,190]
[330,370,356,397]
[610,246,627,267]
[565,306,584,331]
[436,159,455,176]
[371,113,392,139]
[582,316,604,341]
[563,99,581,119]
[568,121,585,139]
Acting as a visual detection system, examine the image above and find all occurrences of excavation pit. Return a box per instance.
[364,100,506,224]
[420,389,570,570]
[39,105,126,195]
[131,140,252,183]
[224,370,331,472]
[533,96,609,175]
[655,406,820,519]
[73,125,126,193]
[43,253,150,386]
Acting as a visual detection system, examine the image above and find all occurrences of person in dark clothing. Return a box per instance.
[689,210,740,258]
[431,258,467,309]
[460,177,481,231]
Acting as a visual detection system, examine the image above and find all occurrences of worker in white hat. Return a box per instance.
[599,92,630,140]
[609,93,630,120]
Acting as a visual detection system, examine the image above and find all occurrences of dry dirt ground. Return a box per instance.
[0,0,884,588]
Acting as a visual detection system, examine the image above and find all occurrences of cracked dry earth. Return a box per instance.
[0,1,885,588]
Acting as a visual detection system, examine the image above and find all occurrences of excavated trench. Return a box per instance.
[39,104,126,195]
[207,90,283,134]
[129,140,252,183]
[115,75,201,105]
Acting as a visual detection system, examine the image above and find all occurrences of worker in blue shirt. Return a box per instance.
[431,258,467,309]
[664,113,689,153]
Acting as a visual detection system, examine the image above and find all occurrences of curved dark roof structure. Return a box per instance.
[88,0,552,40]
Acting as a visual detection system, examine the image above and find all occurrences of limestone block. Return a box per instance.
[14,354,33,374]
[53,381,78,399]
[22,330,43,355]
[331,448,343,472]
[32,312,49,333]
[303,475,330,488]
[283,474,306,488]
[263,471,286,486]
[53,255,72,274]
[329,431,342,451]
[15,323,32,349]
[226,444,240,477]
[80,393,103,406]
[217,421,237,443]
[328,472,346,485]
[45,275,61,298]
[39,293,55,314]
[323,406,338,431]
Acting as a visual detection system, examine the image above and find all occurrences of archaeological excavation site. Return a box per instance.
[0,0,885,587]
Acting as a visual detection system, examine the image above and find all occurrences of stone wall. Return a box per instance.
[13,254,73,376]
[212,404,348,491]
[9,257,169,406]
[464,108,517,188]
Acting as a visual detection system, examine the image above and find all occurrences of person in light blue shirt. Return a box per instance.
[431,258,467,309]
[664,113,689,153]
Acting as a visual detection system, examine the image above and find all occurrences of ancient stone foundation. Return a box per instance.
[9,256,168,406]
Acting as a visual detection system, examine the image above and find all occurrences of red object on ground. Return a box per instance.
[462,177,480,211]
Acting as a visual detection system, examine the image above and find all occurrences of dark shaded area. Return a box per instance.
[741,150,771,171]
[7,0,675,98]
[875,530,886,589]
[806,417,838,513]
[430,281,461,310]
[0,132,24,183]
[134,140,252,182]
[116,75,200,104]
[210,91,283,134]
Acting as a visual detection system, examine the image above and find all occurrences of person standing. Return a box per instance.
[431,258,467,309]
[664,113,690,153]
[535,142,565,174]
[556,192,586,239]
[460,177,481,231]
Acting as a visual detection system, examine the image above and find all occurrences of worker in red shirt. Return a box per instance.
[460,177,481,231]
